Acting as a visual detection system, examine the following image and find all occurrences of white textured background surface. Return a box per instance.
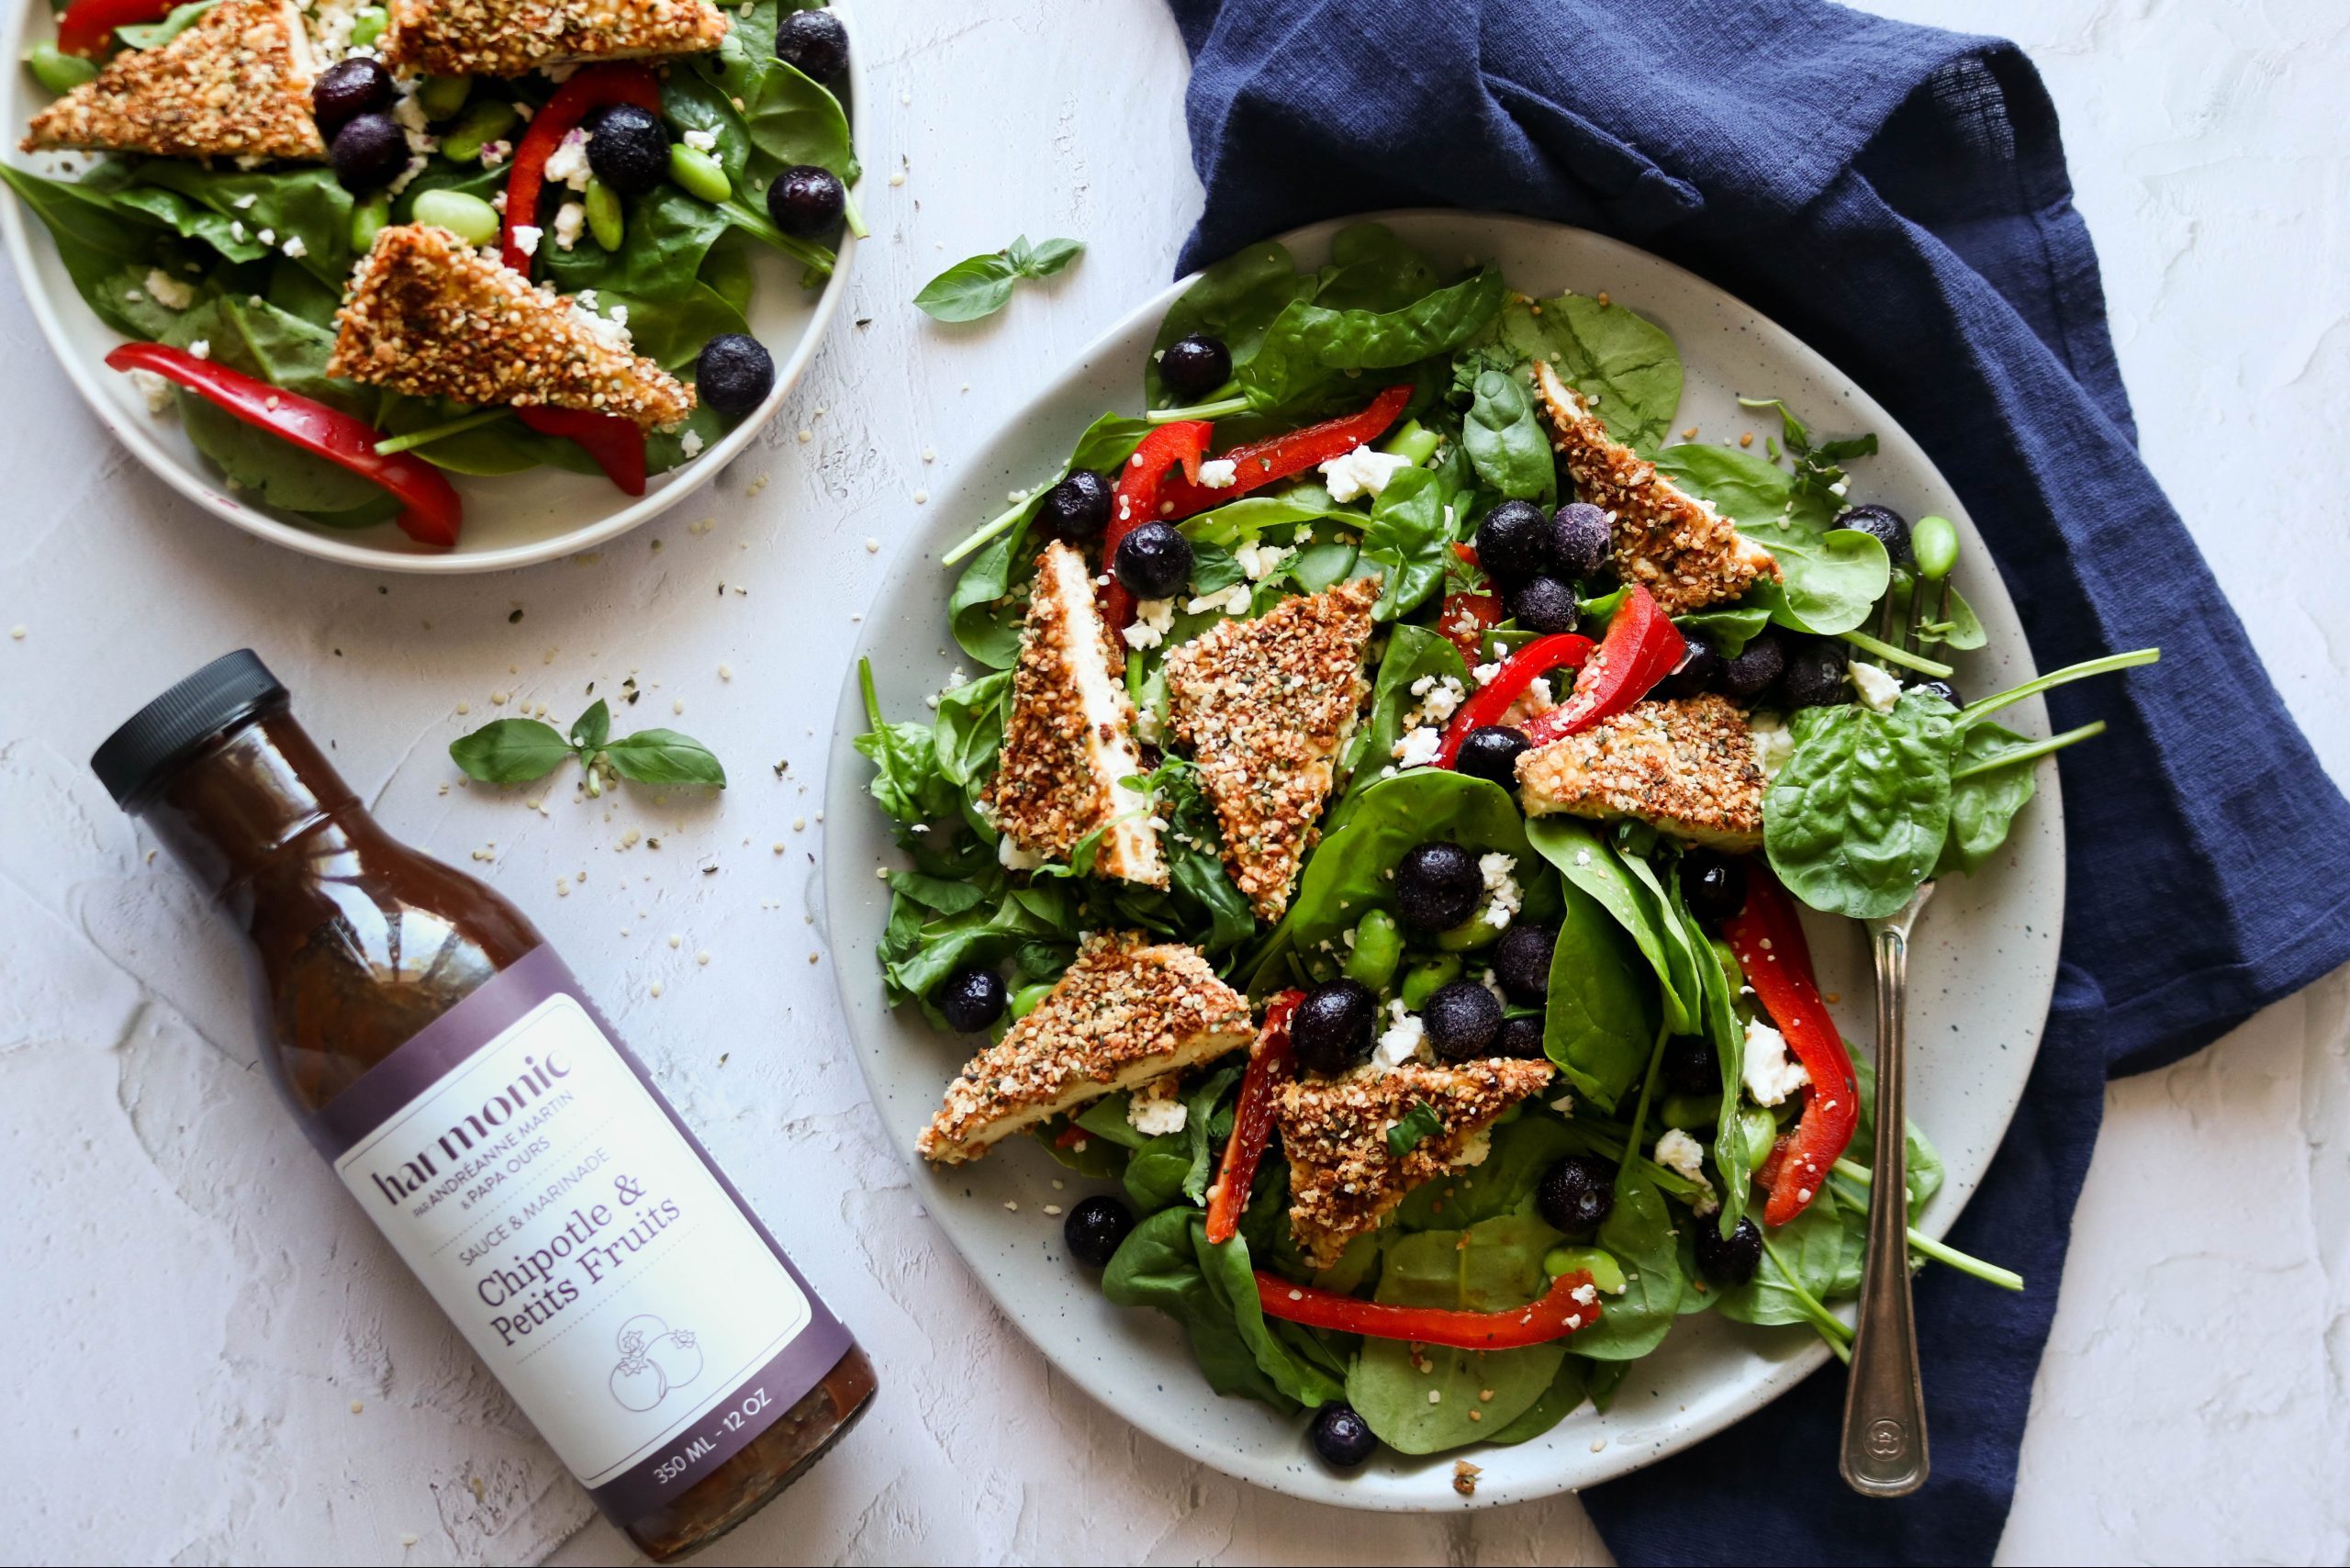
[3,1,2344,1563]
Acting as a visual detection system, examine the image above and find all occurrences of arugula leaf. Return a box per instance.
[1462,367,1557,502]
[449,720,575,784]
[1764,688,1959,919]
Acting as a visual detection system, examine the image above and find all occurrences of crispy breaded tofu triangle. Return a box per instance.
[917,934,1255,1165]
[1279,1059,1554,1271]
[384,0,732,78]
[1534,361,1778,614]
[1165,577,1379,920]
[983,541,1165,887]
[21,0,324,162]
[1516,694,1764,851]
[327,224,695,431]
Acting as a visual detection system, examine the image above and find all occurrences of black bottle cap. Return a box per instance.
[92,649,287,810]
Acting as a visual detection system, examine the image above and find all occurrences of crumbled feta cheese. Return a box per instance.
[479,139,511,168]
[1477,852,1522,930]
[1317,443,1414,502]
[1393,725,1443,770]
[1234,541,1293,581]
[141,268,195,310]
[1741,1020,1810,1106]
[1122,597,1174,650]
[1748,711,1794,780]
[568,301,632,352]
[1472,661,1503,687]
[1127,1082,1187,1136]
[1851,661,1901,712]
[1135,705,1163,745]
[511,224,543,258]
[1654,1127,1707,1183]
[682,128,719,153]
[1410,672,1466,722]
[543,129,593,192]
[231,193,257,210]
[186,339,210,360]
[129,368,173,415]
[1375,1001,1427,1068]
[553,200,587,252]
[998,835,1045,870]
[1196,457,1238,488]
[229,220,249,243]
[679,430,704,459]
[1185,582,1252,617]
[281,235,307,260]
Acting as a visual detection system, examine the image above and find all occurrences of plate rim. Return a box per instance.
[822,208,2064,1509]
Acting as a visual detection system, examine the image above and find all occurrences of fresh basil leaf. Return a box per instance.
[1764,688,1959,919]
[915,252,1019,321]
[1015,236,1084,277]
[450,720,576,783]
[1463,367,1558,502]
[569,700,610,751]
[602,729,727,786]
[1385,1101,1446,1159]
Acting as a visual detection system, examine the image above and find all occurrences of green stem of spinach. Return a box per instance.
[1758,1236,1855,1360]
[717,199,835,276]
[1958,647,2161,730]
[1838,627,1955,679]
[375,407,509,455]
[1559,1121,1705,1205]
[841,184,869,241]
[1827,1161,2025,1291]
[1613,1020,1675,1186]
[939,479,1057,567]
[1948,721,2108,781]
[1149,393,1249,423]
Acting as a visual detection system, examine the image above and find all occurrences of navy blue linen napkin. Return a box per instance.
[1165,2,2350,1561]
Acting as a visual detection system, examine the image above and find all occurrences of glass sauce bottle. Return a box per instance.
[94,652,874,1561]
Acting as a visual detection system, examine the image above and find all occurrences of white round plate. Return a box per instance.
[0,6,861,574]
[824,212,2063,1510]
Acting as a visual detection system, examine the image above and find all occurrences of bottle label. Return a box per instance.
[305,947,853,1526]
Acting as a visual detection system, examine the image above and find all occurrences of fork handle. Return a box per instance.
[1841,918,1930,1496]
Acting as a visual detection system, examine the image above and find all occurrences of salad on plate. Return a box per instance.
[6,0,859,544]
[856,223,2155,1470]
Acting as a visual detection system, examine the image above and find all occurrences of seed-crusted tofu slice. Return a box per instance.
[981,541,1166,887]
[917,933,1255,1165]
[1279,1059,1554,1271]
[21,0,324,161]
[1164,577,1379,921]
[383,0,732,78]
[1516,693,1764,851]
[1534,361,1778,615]
[327,224,695,431]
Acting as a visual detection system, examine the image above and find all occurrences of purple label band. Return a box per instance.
[306,946,856,1533]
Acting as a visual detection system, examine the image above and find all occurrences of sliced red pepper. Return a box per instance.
[1256,1268,1603,1351]
[1100,420,1212,631]
[517,406,646,496]
[1437,588,1505,661]
[56,0,168,57]
[1719,869,1859,1226]
[1520,585,1685,746]
[1154,384,1412,520]
[501,63,664,275]
[1203,990,1301,1246]
[1435,632,1595,767]
[106,343,463,546]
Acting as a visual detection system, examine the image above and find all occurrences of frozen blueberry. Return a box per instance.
[1310,1402,1378,1468]
[767,163,845,238]
[1662,631,1720,699]
[1453,725,1528,792]
[1679,848,1748,927]
[1718,628,1786,700]
[1035,469,1113,541]
[1508,575,1582,635]
[1474,499,1553,587]
[1662,1033,1718,1097]
[936,967,1006,1033]
[1537,1155,1616,1237]
[1063,1195,1135,1268]
[586,103,669,196]
[1494,922,1555,1004]
[1293,980,1377,1076]
[1393,842,1482,932]
[311,57,392,137]
[330,112,408,191]
[1113,521,1192,599]
[1777,637,1850,710]
[1694,1215,1762,1286]
[1835,503,1912,570]
[1422,981,1503,1061]
[774,7,850,85]
[1494,1014,1548,1059]
[694,333,774,418]
[1158,333,1232,401]
[1550,501,1612,579]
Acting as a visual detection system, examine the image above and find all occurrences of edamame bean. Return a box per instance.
[416,73,471,121]
[1541,1246,1628,1294]
[1434,913,1505,953]
[438,98,517,163]
[584,177,624,251]
[1737,1105,1778,1170]
[25,43,98,95]
[348,6,387,46]
[1378,419,1442,465]
[1010,981,1054,1021]
[411,188,499,247]
[1399,955,1463,1011]
[350,192,392,252]
[1661,1093,1719,1130]
[667,142,733,204]
[1912,514,1958,582]
[1342,911,1402,992]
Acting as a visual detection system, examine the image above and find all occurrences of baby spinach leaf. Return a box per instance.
[696,5,859,185]
[1936,721,2039,878]
[1540,877,1662,1113]
[1102,1208,1292,1408]
[594,284,750,371]
[1358,465,1449,622]
[1237,265,1505,417]
[1181,1062,1246,1204]
[854,658,957,824]
[1764,688,1959,919]
[662,70,756,184]
[0,165,192,340]
[1463,368,1557,502]
[542,185,730,302]
[1484,1354,1591,1444]
[1310,221,1444,312]
[1338,624,1469,811]
[1125,1137,1193,1213]
[1179,488,1359,549]
[1193,1225,1346,1408]
[1393,1108,1575,1231]
[1525,819,1693,1037]
[109,161,353,286]
[449,720,574,783]
[1148,240,1313,408]
[1714,1198,1861,1327]
[114,0,220,48]
[1654,444,1889,634]
[1564,1174,1685,1360]
[1673,601,1774,657]
[933,672,1013,790]
[1476,291,1682,454]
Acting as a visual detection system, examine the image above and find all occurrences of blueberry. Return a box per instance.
[1454,725,1528,792]
[694,333,774,419]
[1777,637,1850,711]
[1551,501,1612,579]
[1679,848,1747,927]
[767,163,845,238]
[1113,521,1192,599]
[330,112,408,190]
[1537,1155,1616,1237]
[586,104,669,196]
[1914,678,1963,707]
[311,57,392,138]
[773,6,850,85]
[1063,1195,1135,1268]
[1293,979,1376,1076]
[1494,922,1555,1004]
[1310,1402,1378,1468]
[1662,631,1719,699]
[1508,575,1582,635]
[1718,628,1786,700]
[1422,981,1503,1061]
[1474,499,1553,587]
[1494,1014,1548,1059]
[1158,334,1232,401]
[1694,1215,1762,1286]
[1035,469,1113,541]
[1836,503,1912,570]
[1393,842,1482,932]
[1662,1033,1718,1097]
[936,967,1006,1033]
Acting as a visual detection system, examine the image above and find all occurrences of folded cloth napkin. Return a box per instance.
[1166,1,2350,1561]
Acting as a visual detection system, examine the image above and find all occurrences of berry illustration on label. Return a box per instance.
[609,1316,703,1413]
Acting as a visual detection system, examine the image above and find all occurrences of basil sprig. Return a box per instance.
[449,700,726,793]
[916,235,1085,322]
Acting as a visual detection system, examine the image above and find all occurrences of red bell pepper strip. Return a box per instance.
[105,342,464,546]
[501,63,664,275]
[1718,869,1859,1226]
[1100,420,1212,630]
[516,406,646,496]
[1435,632,1595,767]
[1203,991,1301,1245]
[1436,588,1505,662]
[56,0,168,57]
[1154,383,1412,521]
[1520,585,1685,745]
[1256,1267,1604,1351]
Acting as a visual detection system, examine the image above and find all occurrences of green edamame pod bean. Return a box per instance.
[1399,955,1463,1011]
[410,189,498,247]
[1913,514,1958,582]
[1737,1105,1777,1170]
[26,44,98,95]
[1541,1246,1628,1294]
[667,142,732,204]
[348,6,387,46]
[416,74,471,121]
[1378,419,1442,466]
[1434,913,1505,953]
[1010,982,1054,1021]
[1661,1093,1719,1130]
[1342,911,1403,992]
[584,178,624,251]
[351,192,392,252]
[438,98,518,163]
